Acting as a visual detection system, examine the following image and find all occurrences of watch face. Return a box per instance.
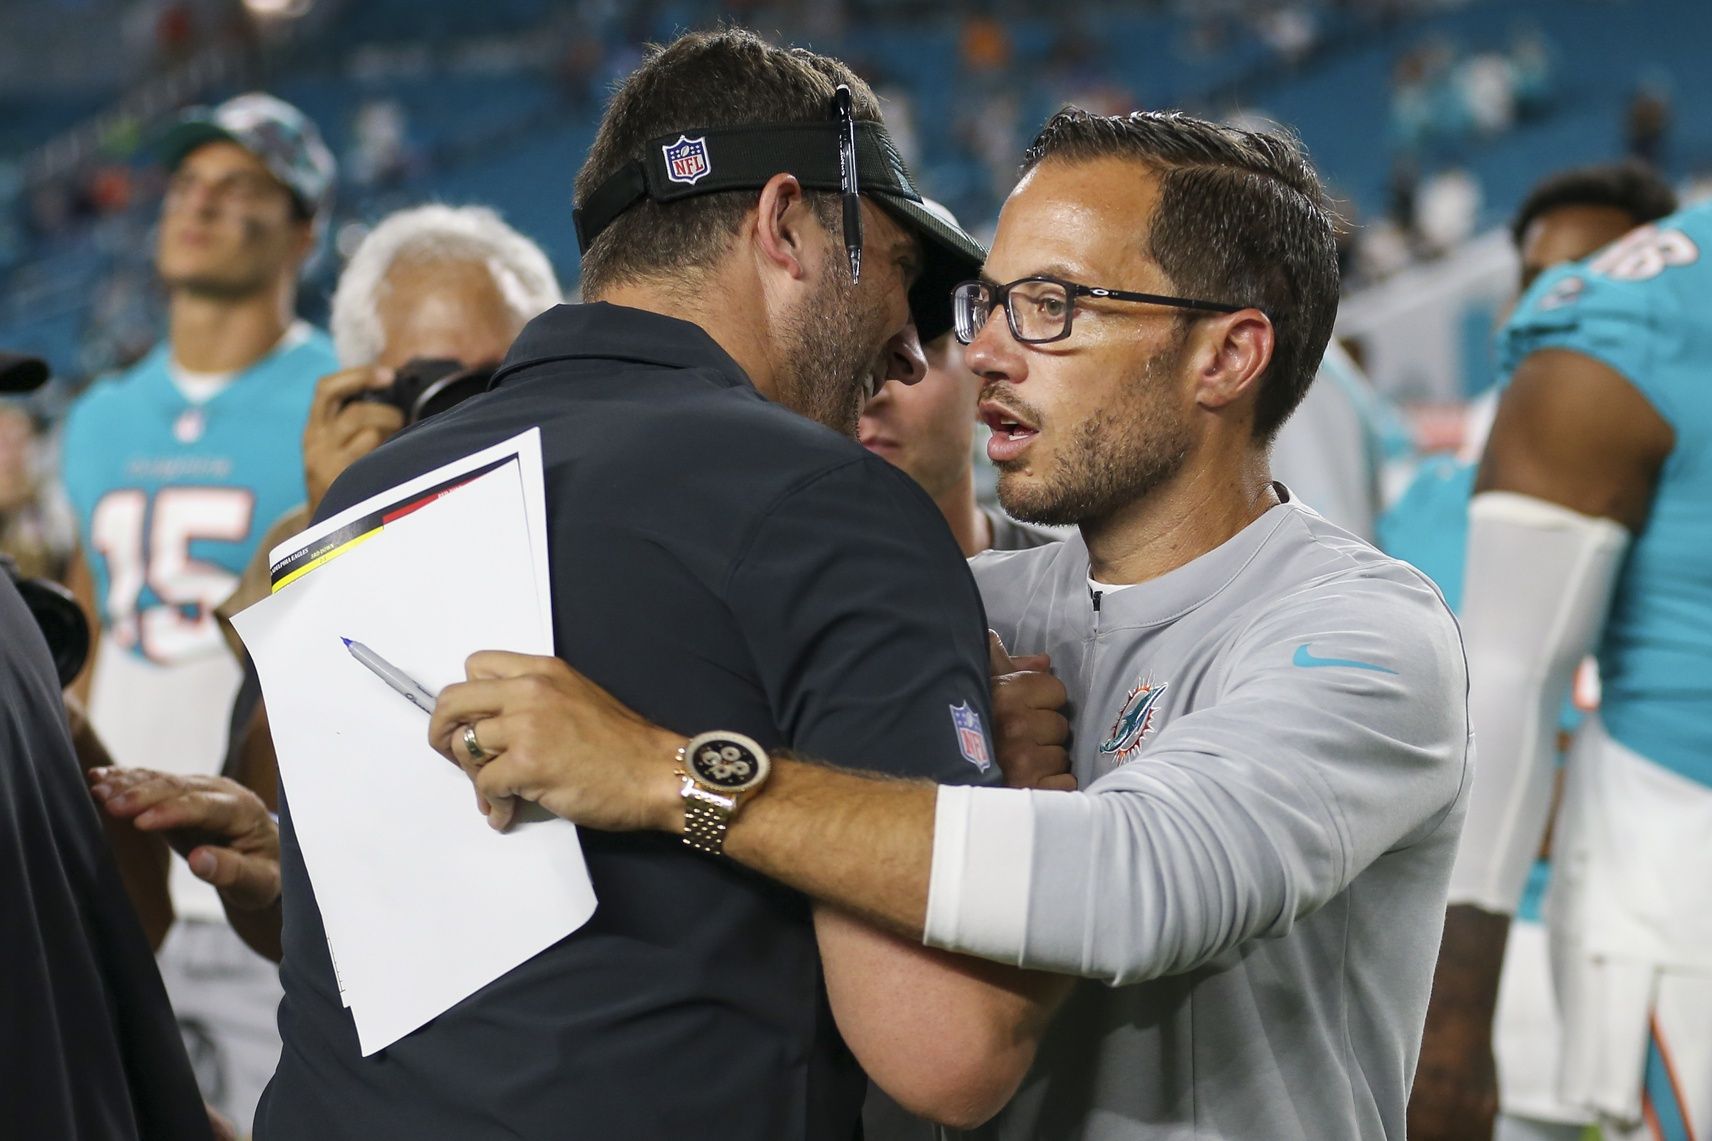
[687,735,768,792]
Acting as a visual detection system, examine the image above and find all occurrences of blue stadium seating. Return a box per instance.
[3,0,1709,381]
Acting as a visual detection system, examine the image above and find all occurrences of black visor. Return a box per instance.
[573,121,984,343]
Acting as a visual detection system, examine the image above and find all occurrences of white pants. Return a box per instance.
[1496,917,1592,1129]
[157,919,283,1136]
[1575,967,1712,1141]
[1545,720,1712,1139]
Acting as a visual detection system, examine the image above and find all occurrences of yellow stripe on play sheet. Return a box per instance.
[272,527,382,592]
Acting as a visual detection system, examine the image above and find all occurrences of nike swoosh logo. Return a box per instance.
[1292,643,1399,674]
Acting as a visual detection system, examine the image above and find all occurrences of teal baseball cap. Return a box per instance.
[158,92,336,222]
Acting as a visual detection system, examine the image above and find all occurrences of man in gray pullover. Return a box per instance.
[327,108,1475,1139]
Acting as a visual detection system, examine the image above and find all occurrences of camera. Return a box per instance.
[1,555,89,688]
[348,357,495,425]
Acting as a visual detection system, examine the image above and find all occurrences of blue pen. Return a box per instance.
[342,637,438,715]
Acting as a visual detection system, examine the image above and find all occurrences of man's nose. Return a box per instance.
[962,307,1019,383]
[171,180,221,218]
[882,324,927,387]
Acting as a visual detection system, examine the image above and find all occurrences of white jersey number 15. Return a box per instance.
[90,486,255,663]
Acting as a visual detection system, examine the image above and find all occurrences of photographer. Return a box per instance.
[312,203,564,515]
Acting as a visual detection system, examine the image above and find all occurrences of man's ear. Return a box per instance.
[1192,309,1274,413]
[753,172,817,282]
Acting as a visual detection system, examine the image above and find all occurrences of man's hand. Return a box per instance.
[302,366,405,513]
[430,652,687,833]
[987,632,1072,791]
[87,767,280,912]
[1407,905,1509,1141]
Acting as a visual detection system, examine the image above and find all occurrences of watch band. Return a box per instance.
[678,777,738,855]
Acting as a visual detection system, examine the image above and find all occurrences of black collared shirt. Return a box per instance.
[258,303,1000,1140]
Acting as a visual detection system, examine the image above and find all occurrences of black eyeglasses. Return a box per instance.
[952,274,1250,346]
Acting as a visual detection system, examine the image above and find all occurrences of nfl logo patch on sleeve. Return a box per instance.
[949,702,992,772]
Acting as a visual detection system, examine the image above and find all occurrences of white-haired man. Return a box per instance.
[306,202,563,516]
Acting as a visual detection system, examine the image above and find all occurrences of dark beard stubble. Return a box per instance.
[996,344,1195,527]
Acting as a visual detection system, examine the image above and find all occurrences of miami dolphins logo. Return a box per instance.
[1098,680,1169,764]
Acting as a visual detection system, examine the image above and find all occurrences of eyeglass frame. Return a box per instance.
[952,274,1258,346]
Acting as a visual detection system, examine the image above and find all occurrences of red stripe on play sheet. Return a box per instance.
[382,477,476,524]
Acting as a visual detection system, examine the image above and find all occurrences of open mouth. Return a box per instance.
[980,401,1040,463]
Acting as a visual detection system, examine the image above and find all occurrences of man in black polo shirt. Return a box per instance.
[255,30,1058,1140]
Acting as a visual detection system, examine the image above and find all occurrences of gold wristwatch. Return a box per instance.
[675,731,772,856]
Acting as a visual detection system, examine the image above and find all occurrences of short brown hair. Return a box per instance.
[1509,160,1677,249]
[1022,108,1340,443]
[574,28,880,297]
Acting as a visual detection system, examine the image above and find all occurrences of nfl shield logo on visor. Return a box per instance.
[949,702,992,773]
[663,135,711,186]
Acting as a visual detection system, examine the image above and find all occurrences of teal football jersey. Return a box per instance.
[62,324,334,665]
[1499,202,1712,788]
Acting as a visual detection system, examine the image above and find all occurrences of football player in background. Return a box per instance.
[858,324,1059,556]
[1412,184,1712,1141]
[60,92,336,1132]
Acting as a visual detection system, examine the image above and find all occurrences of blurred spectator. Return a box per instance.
[555,33,607,109]
[346,98,416,190]
[1459,51,1515,137]
[959,14,1011,75]
[1415,165,1482,254]
[1387,155,1420,233]
[1626,78,1672,167]
[1044,22,1101,90]
[0,402,75,581]
[1356,217,1416,281]
[1509,26,1556,120]
[1259,5,1319,71]
[87,163,135,215]
[155,1,197,70]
